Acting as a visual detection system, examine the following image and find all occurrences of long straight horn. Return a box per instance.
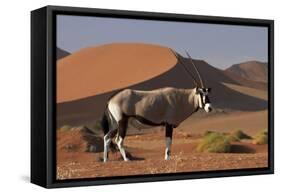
[185,50,204,88]
[169,48,198,87]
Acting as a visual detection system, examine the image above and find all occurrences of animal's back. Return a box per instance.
[109,87,197,126]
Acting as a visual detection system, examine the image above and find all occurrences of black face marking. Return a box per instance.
[197,87,211,108]
[205,95,210,104]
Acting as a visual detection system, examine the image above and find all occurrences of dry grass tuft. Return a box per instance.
[197,132,231,153]
[252,130,268,145]
[232,129,252,139]
[59,125,72,132]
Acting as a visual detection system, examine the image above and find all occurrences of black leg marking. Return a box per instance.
[165,124,174,160]
[118,116,128,139]
[165,124,174,139]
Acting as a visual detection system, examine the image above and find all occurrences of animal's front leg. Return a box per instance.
[165,124,173,160]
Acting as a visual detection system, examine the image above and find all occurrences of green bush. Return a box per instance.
[252,130,268,145]
[197,132,231,153]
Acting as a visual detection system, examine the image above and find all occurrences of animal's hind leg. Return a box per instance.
[116,116,129,161]
[103,128,117,162]
[165,124,174,160]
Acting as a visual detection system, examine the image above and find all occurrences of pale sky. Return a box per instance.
[57,15,268,69]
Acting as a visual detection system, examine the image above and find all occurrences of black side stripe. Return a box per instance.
[125,114,171,127]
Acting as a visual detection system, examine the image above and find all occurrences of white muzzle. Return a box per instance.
[204,103,212,112]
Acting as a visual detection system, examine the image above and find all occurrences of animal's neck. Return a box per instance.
[192,88,200,110]
[183,88,199,111]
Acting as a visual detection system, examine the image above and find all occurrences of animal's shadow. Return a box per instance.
[97,151,145,162]
[126,152,145,161]
[230,144,256,153]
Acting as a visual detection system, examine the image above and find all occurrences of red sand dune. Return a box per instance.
[57,43,176,103]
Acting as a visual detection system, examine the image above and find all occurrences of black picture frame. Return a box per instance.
[31,5,274,188]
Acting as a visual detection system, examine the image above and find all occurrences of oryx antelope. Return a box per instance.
[101,49,213,162]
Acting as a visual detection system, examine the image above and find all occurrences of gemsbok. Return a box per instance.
[101,49,213,162]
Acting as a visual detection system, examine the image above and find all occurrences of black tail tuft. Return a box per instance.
[101,111,110,136]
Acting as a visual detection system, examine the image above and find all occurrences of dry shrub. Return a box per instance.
[197,132,231,153]
[59,125,72,131]
[228,129,252,142]
[252,130,268,145]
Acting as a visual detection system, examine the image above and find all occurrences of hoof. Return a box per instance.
[165,156,171,160]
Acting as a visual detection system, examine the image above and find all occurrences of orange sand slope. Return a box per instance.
[180,110,268,136]
[222,83,268,100]
[57,43,177,103]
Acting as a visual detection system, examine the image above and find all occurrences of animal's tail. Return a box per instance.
[101,108,118,152]
[101,110,110,136]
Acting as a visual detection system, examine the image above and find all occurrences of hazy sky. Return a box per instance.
[57,15,268,69]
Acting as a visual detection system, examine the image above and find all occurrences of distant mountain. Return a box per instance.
[56,43,267,127]
[223,70,267,91]
[57,47,70,60]
[225,61,268,83]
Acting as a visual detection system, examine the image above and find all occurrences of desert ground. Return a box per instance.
[57,129,268,180]
[56,43,269,180]
[56,109,268,180]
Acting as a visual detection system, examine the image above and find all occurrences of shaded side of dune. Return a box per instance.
[57,56,267,128]
[57,47,70,60]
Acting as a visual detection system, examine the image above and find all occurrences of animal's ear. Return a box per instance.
[207,88,211,93]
